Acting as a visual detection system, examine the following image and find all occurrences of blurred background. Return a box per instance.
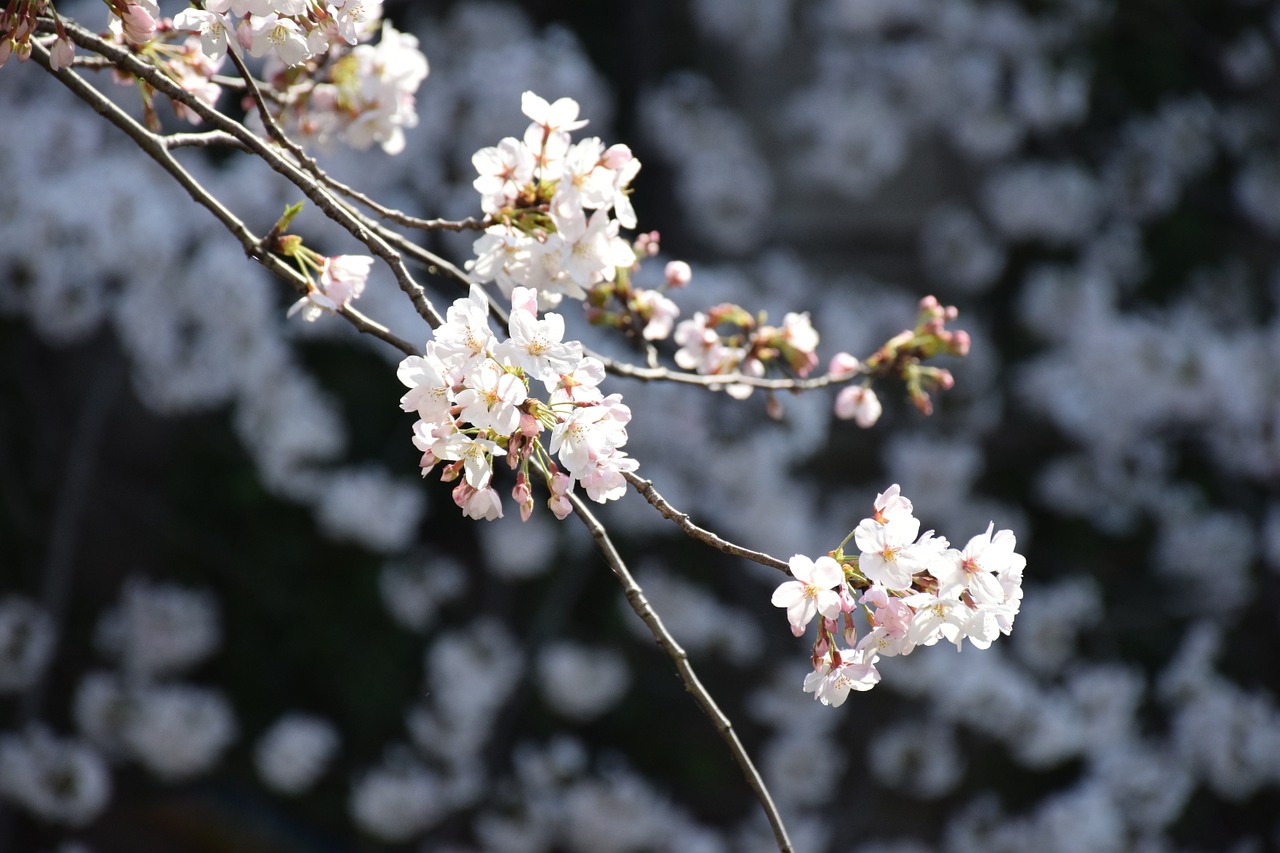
[3,0,1280,850]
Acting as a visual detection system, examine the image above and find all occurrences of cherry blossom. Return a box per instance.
[771,555,845,637]
[173,9,233,61]
[522,91,589,138]
[834,384,883,427]
[248,13,311,67]
[454,360,526,436]
[930,522,1021,606]
[803,650,881,707]
[287,254,372,322]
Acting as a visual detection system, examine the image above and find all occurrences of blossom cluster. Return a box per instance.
[466,92,640,307]
[253,19,429,154]
[672,304,822,399]
[286,252,373,321]
[398,283,635,520]
[170,0,382,67]
[772,485,1024,706]
[166,1,428,153]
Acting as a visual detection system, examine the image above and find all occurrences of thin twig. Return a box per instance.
[225,47,322,174]
[594,349,853,391]
[162,130,249,150]
[56,19,446,329]
[31,41,419,360]
[557,470,794,853]
[39,32,795,850]
[322,173,491,232]
[223,45,481,287]
[623,472,791,574]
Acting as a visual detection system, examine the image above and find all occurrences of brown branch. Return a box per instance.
[556,468,794,853]
[322,173,491,233]
[623,471,791,574]
[224,43,480,286]
[38,32,794,850]
[56,19,447,329]
[594,350,854,391]
[30,41,416,359]
[162,130,248,150]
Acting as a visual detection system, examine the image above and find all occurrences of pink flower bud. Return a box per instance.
[664,260,692,288]
[842,617,857,647]
[601,143,633,170]
[548,471,574,520]
[236,17,254,51]
[834,385,882,428]
[948,330,971,357]
[509,286,539,317]
[828,351,862,379]
[838,586,857,613]
[0,39,13,68]
[513,476,534,522]
[120,3,157,45]
[49,36,75,70]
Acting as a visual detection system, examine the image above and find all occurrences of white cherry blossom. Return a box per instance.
[803,650,881,707]
[454,360,526,436]
[771,555,845,637]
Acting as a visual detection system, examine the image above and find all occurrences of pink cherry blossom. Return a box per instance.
[802,650,881,706]
[521,91,589,136]
[834,385,882,428]
[929,522,1020,606]
[771,555,845,637]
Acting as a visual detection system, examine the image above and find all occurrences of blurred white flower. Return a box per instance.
[378,556,466,631]
[314,465,426,553]
[255,713,340,795]
[122,683,237,781]
[350,747,444,842]
[0,597,56,693]
[537,642,630,721]
[0,726,110,826]
[95,578,220,679]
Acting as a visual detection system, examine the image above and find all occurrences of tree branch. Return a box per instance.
[557,470,794,852]
[55,20,447,329]
[623,472,791,574]
[31,41,418,359]
[38,29,795,850]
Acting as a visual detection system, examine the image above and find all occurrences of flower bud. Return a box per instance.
[513,475,534,522]
[49,36,75,70]
[601,143,633,170]
[519,411,541,437]
[120,3,158,45]
[828,351,862,379]
[834,385,882,428]
[664,260,692,288]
